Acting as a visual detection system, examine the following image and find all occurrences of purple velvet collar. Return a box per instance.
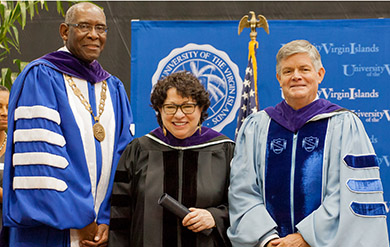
[264,99,342,133]
[150,126,222,147]
[39,51,110,83]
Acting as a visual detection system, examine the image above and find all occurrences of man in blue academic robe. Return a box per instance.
[2,2,133,246]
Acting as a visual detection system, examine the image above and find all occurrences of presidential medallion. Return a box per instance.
[93,122,105,142]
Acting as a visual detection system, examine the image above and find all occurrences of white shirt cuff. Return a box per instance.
[259,234,279,247]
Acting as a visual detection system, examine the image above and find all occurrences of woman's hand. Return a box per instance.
[182,208,215,233]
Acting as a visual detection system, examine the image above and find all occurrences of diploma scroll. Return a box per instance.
[158,193,213,236]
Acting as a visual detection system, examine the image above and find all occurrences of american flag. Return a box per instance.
[235,40,259,139]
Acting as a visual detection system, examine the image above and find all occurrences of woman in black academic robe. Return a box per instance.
[109,71,234,247]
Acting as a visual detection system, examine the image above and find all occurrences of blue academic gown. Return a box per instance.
[2,58,133,246]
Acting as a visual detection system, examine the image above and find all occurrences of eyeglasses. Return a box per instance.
[67,23,108,34]
[162,103,198,115]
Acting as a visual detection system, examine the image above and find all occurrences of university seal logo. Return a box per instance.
[270,138,287,154]
[302,136,319,152]
[152,43,242,131]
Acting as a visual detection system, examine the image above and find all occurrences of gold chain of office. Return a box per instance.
[65,74,107,142]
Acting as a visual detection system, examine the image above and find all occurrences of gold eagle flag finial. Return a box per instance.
[236,11,269,118]
[238,11,269,41]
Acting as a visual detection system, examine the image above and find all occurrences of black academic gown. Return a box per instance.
[109,129,234,247]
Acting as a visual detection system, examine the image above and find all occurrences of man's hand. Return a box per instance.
[182,208,215,233]
[267,233,310,247]
[77,221,98,242]
[79,224,109,247]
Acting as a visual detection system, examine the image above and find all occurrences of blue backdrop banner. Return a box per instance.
[131,19,390,233]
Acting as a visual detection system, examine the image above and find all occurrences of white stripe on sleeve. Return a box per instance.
[13,176,68,192]
[14,129,66,147]
[13,152,69,169]
[15,105,61,125]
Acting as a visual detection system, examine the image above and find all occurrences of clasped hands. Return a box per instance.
[77,222,109,247]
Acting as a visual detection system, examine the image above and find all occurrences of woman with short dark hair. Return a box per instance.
[109,71,234,247]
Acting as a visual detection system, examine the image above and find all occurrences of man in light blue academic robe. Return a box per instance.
[228,40,388,247]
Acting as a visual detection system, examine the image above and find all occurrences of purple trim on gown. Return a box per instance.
[40,51,110,83]
[264,99,342,132]
[151,126,222,147]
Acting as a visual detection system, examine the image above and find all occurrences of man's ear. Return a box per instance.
[276,73,282,87]
[59,23,69,42]
[317,67,326,85]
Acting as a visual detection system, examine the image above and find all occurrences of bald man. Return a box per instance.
[3,2,133,246]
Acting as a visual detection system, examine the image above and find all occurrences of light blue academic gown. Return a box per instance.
[228,110,389,247]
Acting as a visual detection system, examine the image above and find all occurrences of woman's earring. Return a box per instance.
[198,122,202,135]
[163,126,167,136]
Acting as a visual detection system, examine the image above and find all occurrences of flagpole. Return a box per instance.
[235,11,269,139]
